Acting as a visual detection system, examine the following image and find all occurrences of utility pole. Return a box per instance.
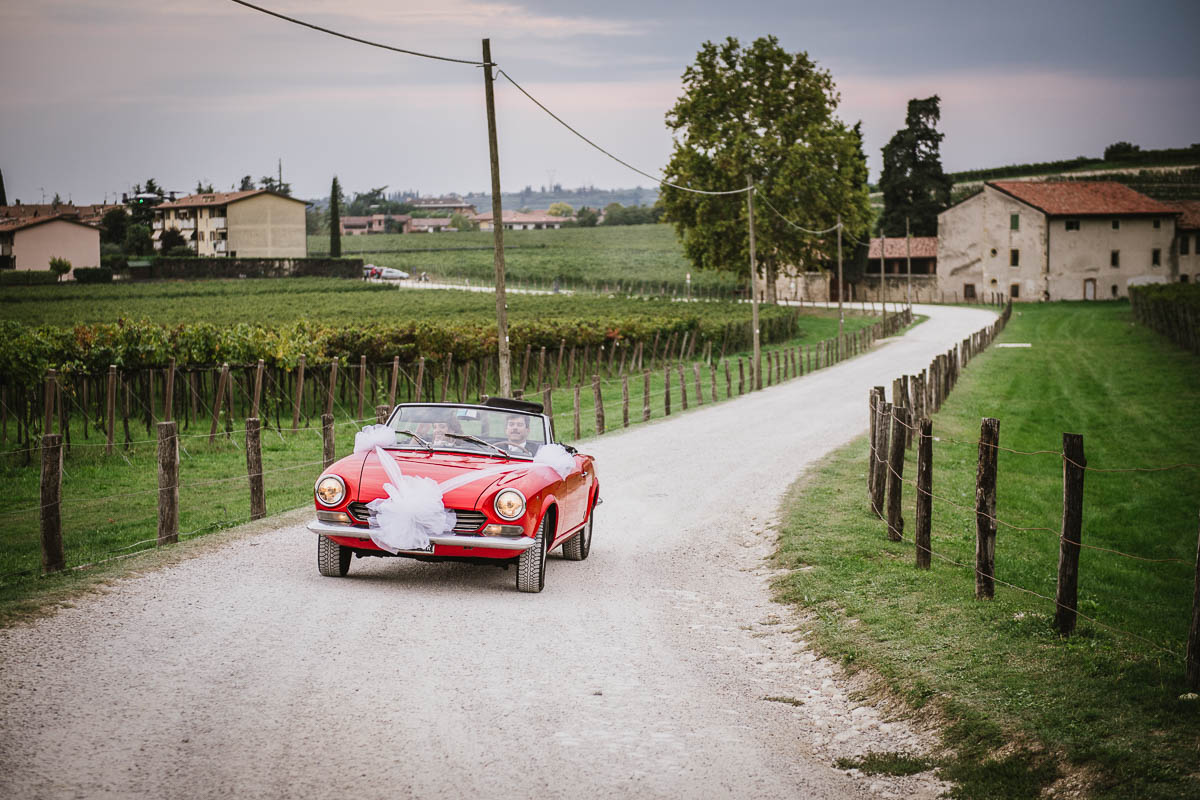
[836,214,844,348]
[483,38,512,396]
[906,216,912,307]
[747,178,761,391]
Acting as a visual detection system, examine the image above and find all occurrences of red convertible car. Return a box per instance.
[307,397,599,592]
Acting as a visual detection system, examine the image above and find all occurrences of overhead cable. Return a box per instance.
[755,192,842,235]
[227,0,485,65]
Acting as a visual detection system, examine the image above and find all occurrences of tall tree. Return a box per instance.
[0,167,7,206]
[878,96,952,237]
[329,176,342,258]
[100,207,129,245]
[660,36,871,302]
[239,175,255,191]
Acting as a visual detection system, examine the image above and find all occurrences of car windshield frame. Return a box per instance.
[384,403,552,460]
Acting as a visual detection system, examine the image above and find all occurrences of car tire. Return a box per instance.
[561,506,594,561]
[516,514,549,593]
[317,535,352,577]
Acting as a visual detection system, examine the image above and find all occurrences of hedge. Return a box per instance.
[73,267,114,284]
[0,270,59,286]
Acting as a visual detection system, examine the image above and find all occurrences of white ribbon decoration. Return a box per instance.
[354,424,397,454]
[365,443,579,553]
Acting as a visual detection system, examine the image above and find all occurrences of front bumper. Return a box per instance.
[306,519,538,552]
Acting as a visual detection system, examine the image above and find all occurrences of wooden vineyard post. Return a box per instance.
[356,355,367,419]
[642,370,651,422]
[709,361,718,403]
[916,418,933,569]
[106,364,116,454]
[542,386,553,421]
[593,375,604,435]
[292,354,306,431]
[40,434,64,573]
[693,363,703,406]
[868,387,883,498]
[155,421,179,545]
[210,364,230,441]
[321,413,335,468]
[724,359,732,399]
[536,347,546,391]
[885,406,908,542]
[737,358,745,395]
[555,340,566,388]
[663,366,671,416]
[677,365,688,411]
[1054,433,1086,636]
[573,385,581,440]
[165,358,176,422]
[621,374,630,428]
[414,357,425,402]
[245,417,265,522]
[388,356,400,407]
[251,359,265,419]
[975,417,1000,599]
[375,404,390,424]
[870,402,891,518]
[43,369,56,435]
[1188,510,1200,690]
[325,357,339,417]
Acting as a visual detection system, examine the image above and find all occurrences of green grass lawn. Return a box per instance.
[773,301,1200,799]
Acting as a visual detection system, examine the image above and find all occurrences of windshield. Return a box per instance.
[388,404,547,459]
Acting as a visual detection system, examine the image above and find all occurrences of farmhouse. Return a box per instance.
[0,213,100,276]
[474,210,570,231]
[341,214,411,235]
[153,189,308,258]
[937,181,1179,301]
[409,217,454,233]
[1170,201,1200,283]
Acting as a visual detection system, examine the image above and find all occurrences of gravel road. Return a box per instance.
[0,304,997,800]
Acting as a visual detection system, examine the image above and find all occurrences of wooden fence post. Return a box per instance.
[43,368,56,435]
[870,401,891,518]
[1188,510,1200,690]
[1054,433,1086,635]
[916,418,933,569]
[106,364,116,454]
[414,357,425,402]
[156,421,179,545]
[724,359,732,399]
[693,362,703,406]
[292,354,306,431]
[542,385,553,421]
[664,365,671,416]
[593,375,605,435]
[250,359,264,419]
[246,417,265,521]
[321,413,335,468]
[678,365,688,411]
[356,355,367,419]
[622,374,630,428]
[325,357,339,417]
[737,358,745,395]
[40,434,64,573]
[573,384,581,439]
[375,404,390,424]
[209,363,230,441]
[165,358,176,422]
[388,356,400,407]
[868,387,883,498]
[975,417,1000,600]
[642,369,651,422]
[885,406,908,542]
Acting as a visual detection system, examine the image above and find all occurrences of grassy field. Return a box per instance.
[0,302,888,619]
[307,224,743,293]
[772,302,1200,798]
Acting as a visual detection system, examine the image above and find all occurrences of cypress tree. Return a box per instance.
[0,167,6,206]
[329,176,342,258]
[879,96,952,237]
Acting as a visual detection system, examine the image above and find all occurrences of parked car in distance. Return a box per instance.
[362,264,381,278]
[378,267,409,280]
[307,397,599,593]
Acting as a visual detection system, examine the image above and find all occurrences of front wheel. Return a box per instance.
[561,506,594,561]
[516,515,549,593]
[317,536,352,577]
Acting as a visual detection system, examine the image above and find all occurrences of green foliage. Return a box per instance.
[0,270,59,286]
[449,212,477,232]
[879,96,952,237]
[122,224,153,256]
[1129,282,1200,352]
[100,208,129,246]
[660,36,871,292]
[72,267,114,284]
[239,175,255,191]
[948,143,1200,183]
[600,204,662,226]
[547,202,573,217]
[163,246,195,258]
[48,257,71,280]
[329,176,342,258]
[575,206,598,227]
[159,228,188,253]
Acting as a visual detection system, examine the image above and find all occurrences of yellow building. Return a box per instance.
[153,190,308,258]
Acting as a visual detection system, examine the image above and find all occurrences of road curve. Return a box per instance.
[0,304,997,800]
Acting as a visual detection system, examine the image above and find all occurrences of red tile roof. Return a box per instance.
[1169,201,1200,231]
[156,189,306,209]
[989,181,1177,217]
[868,237,937,259]
[0,213,99,234]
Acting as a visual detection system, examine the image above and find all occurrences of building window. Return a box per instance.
[1010,213,1020,231]
[1152,248,1161,266]
[1153,218,1161,229]
[1111,285,1118,298]
[1112,219,1120,230]
[1010,283,1020,299]
[1065,219,1080,231]
[963,283,976,300]
[1010,249,1020,267]
[1182,236,1191,256]
[1111,250,1120,268]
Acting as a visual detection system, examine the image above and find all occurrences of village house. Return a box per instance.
[1170,201,1200,283]
[473,210,570,231]
[340,214,412,235]
[153,189,308,258]
[937,181,1179,301]
[409,217,454,233]
[409,197,477,216]
[0,213,100,275]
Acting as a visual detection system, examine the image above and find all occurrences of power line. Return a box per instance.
[755,192,843,235]
[227,0,484,66]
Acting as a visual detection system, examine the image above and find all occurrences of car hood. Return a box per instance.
[353,449,542,508]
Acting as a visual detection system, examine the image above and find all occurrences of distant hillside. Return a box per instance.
[946,143,1200,184]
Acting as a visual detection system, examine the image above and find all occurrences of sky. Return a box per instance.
[2,0,1198,204]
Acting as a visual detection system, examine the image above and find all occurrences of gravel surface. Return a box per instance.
[0,304,997,799]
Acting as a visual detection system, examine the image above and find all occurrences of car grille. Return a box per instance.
[347,502,486,535]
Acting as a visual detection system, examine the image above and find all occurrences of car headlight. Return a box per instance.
[493,488,526,521]
[315,475,346,507]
